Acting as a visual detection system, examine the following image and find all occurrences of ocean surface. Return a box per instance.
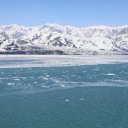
[0,55,128,128]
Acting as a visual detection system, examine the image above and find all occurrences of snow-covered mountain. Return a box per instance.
[0,24,128,55]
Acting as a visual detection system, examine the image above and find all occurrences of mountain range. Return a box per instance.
[0,24,128,55]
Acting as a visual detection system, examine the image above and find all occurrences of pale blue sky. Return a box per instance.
[0,0,128,27]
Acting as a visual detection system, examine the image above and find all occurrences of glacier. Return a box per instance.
[0,23,128,55]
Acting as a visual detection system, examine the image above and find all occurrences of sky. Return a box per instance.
[0,0,128,27]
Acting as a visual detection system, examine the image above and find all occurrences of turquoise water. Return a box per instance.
[0,63,128,128]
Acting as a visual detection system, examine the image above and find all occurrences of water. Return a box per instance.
[0,58,128,128]
[0,63,128,95]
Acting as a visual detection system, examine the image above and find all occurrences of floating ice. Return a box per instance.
[43,77,49,80]
[7,83,15,86]
[106,73,116,76]
[65,99,69,102]
[80,98,85,101]
[0,56,128,96]
[41,85,49,88]
[60,85,66,88]
[92,68,100,71]
[0,55,128,68]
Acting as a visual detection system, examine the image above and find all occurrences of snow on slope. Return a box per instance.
[0,24,128,55]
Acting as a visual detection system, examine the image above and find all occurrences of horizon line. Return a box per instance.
[0,23,128,29]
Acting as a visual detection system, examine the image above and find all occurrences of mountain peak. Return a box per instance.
[0,24,128,55]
